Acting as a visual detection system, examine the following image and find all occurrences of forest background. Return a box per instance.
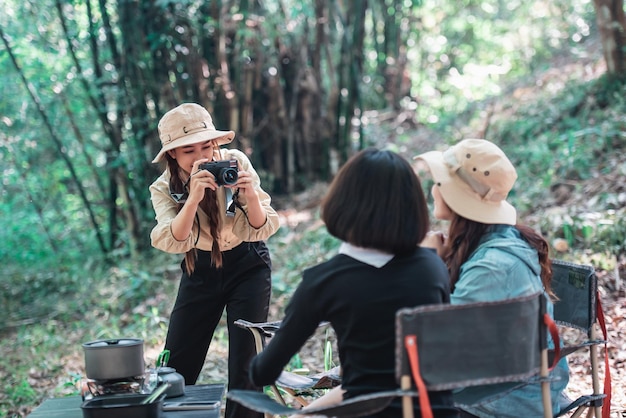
[1,0,625,417]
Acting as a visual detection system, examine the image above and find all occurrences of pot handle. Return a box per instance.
[157,349,170,367]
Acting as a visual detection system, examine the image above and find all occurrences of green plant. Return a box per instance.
[540,208,626,261]
[324,329,335,372]
[1,379,37,415]
[268,220,341,300]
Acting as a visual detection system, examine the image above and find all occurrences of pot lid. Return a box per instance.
[82,338,143,349]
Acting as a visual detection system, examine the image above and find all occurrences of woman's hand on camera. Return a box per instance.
[231,170,258,202]
[186,159,217,204]
[231,169,267,227]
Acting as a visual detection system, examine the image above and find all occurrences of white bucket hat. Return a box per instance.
[152,103,235,163]
[414,139,518,225]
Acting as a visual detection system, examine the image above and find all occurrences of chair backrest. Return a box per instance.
[395,292,548,391]
[549,259,611,418]
[550,259,598,333]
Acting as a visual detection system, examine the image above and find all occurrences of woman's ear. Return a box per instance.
[167,149,176,159]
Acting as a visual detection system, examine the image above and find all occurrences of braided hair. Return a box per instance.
[165,155,223,272]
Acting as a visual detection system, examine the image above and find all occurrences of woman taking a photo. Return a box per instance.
[149,102,280,418]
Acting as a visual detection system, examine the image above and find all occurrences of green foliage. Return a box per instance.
[481,74,626,259]
[0,0,605,270]
[0,255,176,332]
[2,380,37,414]
[409,0,596,119]
[269,218,341,297]
[540,209,626,257]
[289,353,304,371]
[0,254,183,415]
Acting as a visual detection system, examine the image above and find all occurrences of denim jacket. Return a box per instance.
[452,224,570,418]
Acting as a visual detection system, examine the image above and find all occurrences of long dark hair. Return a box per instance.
[165,155,223,272]
[442,215,555,299]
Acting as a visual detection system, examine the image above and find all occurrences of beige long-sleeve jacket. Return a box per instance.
[149,148,280,254]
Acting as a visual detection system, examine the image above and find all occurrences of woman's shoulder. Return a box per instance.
[483,224,521,239]
[468,225,537,263]
[149,171,169,190]
[221,148,249,162]
[304,253,355,274]
[408,246,449,270]
[293,256,348,297]
[220,148,259,175]
[415,245,447,261]
[406,247,450,282]
[461,230,541,287]
[469,239,533,273]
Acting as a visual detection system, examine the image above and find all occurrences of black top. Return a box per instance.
[249,247,453,411]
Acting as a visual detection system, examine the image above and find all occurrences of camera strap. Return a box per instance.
[225,188,236,217]
[169,176,191,204]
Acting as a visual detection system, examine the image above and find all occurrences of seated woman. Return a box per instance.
[415,138,570,418]
[248,148,459,418]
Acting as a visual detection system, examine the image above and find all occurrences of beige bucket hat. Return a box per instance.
[414,139,518,225]
[152,103,235,163]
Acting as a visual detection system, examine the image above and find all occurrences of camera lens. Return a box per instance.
[221,168,238,185]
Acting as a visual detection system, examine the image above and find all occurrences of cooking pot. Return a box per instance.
[157,367,185,398]
[83,338,145,380]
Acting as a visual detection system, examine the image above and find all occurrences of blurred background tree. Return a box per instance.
[593,0,626,74]
[0,0,622,266]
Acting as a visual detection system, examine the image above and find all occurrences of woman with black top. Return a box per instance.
[248,148,458,418]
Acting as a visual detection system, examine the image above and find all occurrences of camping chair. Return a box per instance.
[234,319,342,410]
[550,259,611,418]
[399,292,560,418]
[228,292,558,418]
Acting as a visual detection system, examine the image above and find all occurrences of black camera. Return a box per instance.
[199,159,239,186]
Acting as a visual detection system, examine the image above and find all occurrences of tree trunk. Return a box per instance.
[313,0,333,179]
[57,85,106,192]
[594,0,626,74]
[335,0,367,163]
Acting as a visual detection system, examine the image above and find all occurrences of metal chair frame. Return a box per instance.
[234,319,341,412]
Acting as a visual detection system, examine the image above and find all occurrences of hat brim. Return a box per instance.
[414,151,517,225]
[152,130,235,163]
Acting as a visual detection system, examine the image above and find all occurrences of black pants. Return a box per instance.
[165,241,271,418]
